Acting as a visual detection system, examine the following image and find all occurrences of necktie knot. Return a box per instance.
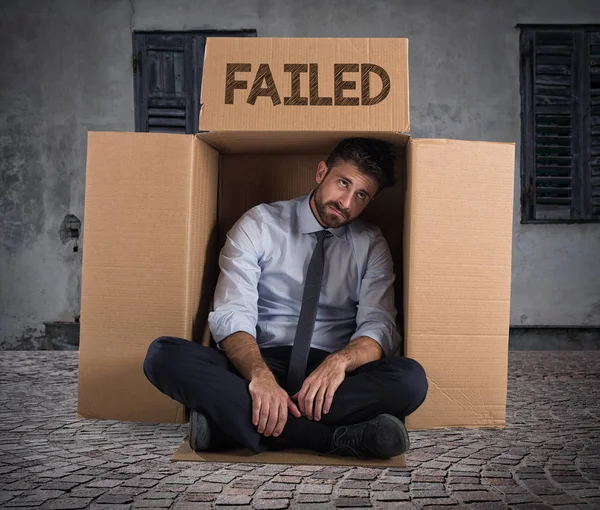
[316,230,332,242]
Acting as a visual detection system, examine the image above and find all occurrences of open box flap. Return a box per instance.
[78,132,218,423]
[404,138,516,429]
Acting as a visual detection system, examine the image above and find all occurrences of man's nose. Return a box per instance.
[338,193,352,210]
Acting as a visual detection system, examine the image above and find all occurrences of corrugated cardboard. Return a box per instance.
[78,132,218,423]
[200,38,409,133]
[172,438,405,467]
[78,38,516,466]
[404,139,515,429]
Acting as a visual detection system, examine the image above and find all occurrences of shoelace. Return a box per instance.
[326,426,366,459]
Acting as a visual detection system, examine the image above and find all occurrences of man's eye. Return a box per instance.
[339,180,348,187]
[357,193,366,200]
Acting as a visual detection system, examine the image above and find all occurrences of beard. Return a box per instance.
[313,184,351,228]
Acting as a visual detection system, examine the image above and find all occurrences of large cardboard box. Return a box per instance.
[78,39,514,440]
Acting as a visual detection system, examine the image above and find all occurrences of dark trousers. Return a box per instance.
[143,336,428,453]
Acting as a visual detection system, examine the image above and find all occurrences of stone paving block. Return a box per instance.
[334,497,372,507]
[460,502,509,510]
[186,481,223,493]
[96,494,135,504]
[540,494,583,505]
[372,490,410,501]
[138,491,179,499]
[481,477,516,486]
[298,484,333,494]
[345,469,380,481]
[502,493,540,504]
[369,483,406,491]
[131,500,174,508]
[337,489,369,498]
[68,487,108,498]
[411,489,449,498]
[295,494,331,503]
[509,504,553,509]
[215,494,252,505]
[38,479,85,492]
[62,474,96,483]
[183,493,218,502]
[172,503,212,510]
[88,504,133,510]
[411,497,458,506]
[453,490,501,502]
[204,471,243,484]
[120,477,159,488]
[271,475,302,484]
[380,475,411,484]
[255,490,293,499]
[41,497,93,509]
[87,479,124,488]
[253,499,290,509]
[448,483,483,491]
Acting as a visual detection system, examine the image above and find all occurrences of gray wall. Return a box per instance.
[1,0,600,348]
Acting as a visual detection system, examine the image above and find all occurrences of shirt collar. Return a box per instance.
[298,191,347,240]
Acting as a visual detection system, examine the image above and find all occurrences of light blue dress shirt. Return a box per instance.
[208,192,401,356]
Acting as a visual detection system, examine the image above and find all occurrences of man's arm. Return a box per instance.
[208,210,299,438]
[221,332,300,437]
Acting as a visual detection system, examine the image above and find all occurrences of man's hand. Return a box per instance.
[293,356,347,421]
[249,374,301,437]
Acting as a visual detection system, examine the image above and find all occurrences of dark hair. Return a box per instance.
[325,138,396,192]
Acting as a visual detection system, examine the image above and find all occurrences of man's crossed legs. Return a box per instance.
[143,336,428,458]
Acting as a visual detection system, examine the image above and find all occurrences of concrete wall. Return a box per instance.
[1,0,600,348]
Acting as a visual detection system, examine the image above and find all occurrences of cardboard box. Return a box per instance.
[78,39,514,441]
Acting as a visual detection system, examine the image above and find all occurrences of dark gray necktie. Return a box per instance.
[287,230,331,394]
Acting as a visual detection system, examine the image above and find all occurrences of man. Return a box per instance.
[144,138,427,459]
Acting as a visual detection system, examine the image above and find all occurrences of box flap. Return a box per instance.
[200,38,409,132]
[404,138,515,429]
[78,132,219,423]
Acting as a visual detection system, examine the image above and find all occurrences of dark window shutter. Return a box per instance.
[134,31,256,135]
[589,32,600,216]
[521,26,600,222]
[134,34,195,134]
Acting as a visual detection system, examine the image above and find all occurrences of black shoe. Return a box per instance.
[327,414,410,459]
[188,410,231,451]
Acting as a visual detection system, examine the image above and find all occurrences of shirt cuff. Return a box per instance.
[351,322,400,357]
[208,310,257,346]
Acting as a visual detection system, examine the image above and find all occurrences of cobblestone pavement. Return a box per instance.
[0,351,599,509]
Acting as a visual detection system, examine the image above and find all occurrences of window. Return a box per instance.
[133,30,256,134]
[519,25,600,223]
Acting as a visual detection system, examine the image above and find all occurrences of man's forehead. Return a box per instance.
[328,162,379,194]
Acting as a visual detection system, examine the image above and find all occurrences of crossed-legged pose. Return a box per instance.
[144,138,428,459]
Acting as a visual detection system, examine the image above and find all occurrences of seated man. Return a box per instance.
[144,138,428,459]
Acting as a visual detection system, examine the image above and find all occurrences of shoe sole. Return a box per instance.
[188,410,210,451]
[375,414,410,458]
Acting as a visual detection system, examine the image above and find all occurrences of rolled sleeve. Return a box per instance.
[208,207,263,346]
[350,229,401,356]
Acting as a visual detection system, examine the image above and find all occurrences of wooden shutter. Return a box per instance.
[134,34,196,134]
[589,32,600,216]
[522,31,576,221]
[521,27,600,222]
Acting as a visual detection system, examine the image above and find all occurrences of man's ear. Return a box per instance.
[316,161,329,183]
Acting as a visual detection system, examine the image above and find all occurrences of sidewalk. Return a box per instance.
[0,351,599,509]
